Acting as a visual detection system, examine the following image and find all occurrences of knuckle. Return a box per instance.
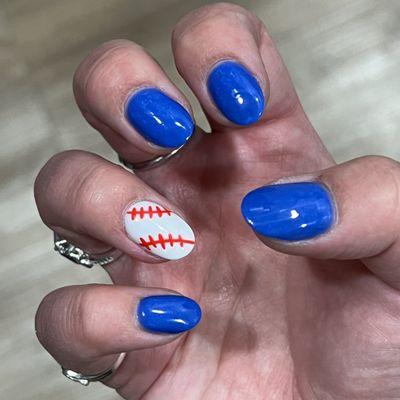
[35,287,80,352]
[361,155,400,174]
[172,3,259,49]
[73,39,143,104]
[35,290,58,349]
[70,162,120,216]
[356,155,400,217]
[34,148,128,232]
[34,150,87,219]
[355,156,400,189]
[35,150,86,184]
[35,286,104,358]
[34,150,112,226]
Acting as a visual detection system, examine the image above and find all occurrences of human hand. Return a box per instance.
[34,4,400,399]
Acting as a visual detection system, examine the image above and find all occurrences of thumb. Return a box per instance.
[241,156,400,289]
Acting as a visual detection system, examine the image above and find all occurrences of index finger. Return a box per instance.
[73,40,196,162]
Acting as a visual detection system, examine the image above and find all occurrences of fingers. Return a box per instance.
[172,3,299,127]
[73,40,195,162]
[34,150,195,262]
[74,3,314,167]
[35,284,201,376]
[241,156,400,289]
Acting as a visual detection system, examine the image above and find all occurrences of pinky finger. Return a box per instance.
[35,284,201,390]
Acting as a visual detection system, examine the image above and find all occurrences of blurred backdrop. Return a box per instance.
[0,0,399,399]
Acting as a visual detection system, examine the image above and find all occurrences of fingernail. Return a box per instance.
[207,60,265,126]
[125,88,194,148]
[241,182,334,241]
[137,295,202,334]
[124,200,195,260]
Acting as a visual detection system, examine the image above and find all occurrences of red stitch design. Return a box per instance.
[139,234,195,251]
[127,205,172,220]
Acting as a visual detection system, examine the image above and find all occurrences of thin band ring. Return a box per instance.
[119,127,199,172]
[119,142,185,172]
[62,352,127,386]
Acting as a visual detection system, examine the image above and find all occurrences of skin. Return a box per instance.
[34,4,400,400]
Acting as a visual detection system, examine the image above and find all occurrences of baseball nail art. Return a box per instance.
[124,201,195,260]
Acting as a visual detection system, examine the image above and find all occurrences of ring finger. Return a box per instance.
[34,150,196,264]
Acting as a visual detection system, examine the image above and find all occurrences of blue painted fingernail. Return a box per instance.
[241,182,334,241]
[137,295,202,334]
[207,60,265,125]
[126,88,194,148]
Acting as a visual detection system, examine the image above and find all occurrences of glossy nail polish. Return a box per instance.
[241,182,334,241]
[126,88,194,148]
[207,60,265,125]
[137,295,202,334]
[124,200,195,260]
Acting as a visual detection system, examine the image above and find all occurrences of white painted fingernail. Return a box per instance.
[124,201,195,260]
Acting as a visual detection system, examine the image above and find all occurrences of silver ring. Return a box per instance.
[62,352,126,386]
[119,128,198,172]
[119,143,184,172]
[54,232,120,268]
